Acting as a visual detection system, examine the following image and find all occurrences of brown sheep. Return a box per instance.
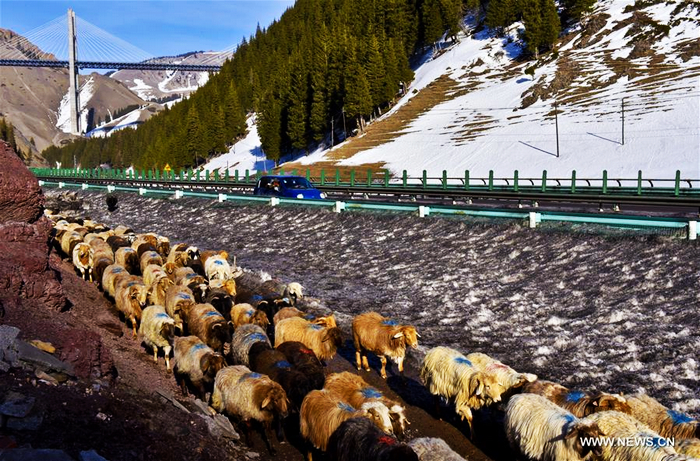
[60,230,83,258]
[164,285,196,332]
[148,275,175,307]
[71,242,93,282]
[131,233,158,251]
[143,264,168,288]
[102,264,129,299]
[139,250,163,275]
[625,393,700,440]
[324,371,409,437]
[211,365,288,454]
[273,307,337,328]
[114,275,148,338]
[274,317,343,363]
[115,247,139,275]
[89,237,115,284]
[352,312,419,379]
[231,303,270,330]
[186,303,231,353]
[209,278,237,298]
[521,379,630,418]
[173,336,225,400]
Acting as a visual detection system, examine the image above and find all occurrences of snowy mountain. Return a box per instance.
[207,0,700,180]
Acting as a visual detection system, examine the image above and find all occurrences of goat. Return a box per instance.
[352,312,419,379]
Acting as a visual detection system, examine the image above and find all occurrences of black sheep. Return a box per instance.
[276,341,325,391]
[326,417,418,461]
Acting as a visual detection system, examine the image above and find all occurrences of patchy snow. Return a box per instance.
[274,0,700,180]
[56,75,96,134]
[129,78,153,100]
[202,114,275,174]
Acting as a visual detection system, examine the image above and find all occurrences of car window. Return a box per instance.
[282,177,313,189]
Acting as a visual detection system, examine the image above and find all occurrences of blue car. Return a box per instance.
[253,175,327,200]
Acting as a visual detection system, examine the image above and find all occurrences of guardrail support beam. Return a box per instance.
[689,221,697,240]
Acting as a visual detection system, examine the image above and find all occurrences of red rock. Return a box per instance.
[0,140,43,224]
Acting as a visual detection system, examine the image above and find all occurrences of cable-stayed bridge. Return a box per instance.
[0,9,236,134]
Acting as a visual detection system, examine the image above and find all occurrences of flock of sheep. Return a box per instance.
[49,210,700,461]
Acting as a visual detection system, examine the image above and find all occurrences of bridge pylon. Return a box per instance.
[67,8,80,135]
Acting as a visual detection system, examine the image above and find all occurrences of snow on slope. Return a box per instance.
[202,115,275,173]
[304,0,700,179]
[56,75,96,133]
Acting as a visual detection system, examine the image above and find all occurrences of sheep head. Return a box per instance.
[468,371,502,405]
[361,401,394,436]
[322,327,343,348]
[567,421,603,459]
[160,321,175,343]
[391,326,419,349]
[251,310,270,330]
[592,392,631,414]
[512,372,538,388]
[259,383,289,419]
[389,404,409,439]
[162,262,177,276]
[157,237,170,257]
[285,282,304,304]
[186,246,200,261]
[312,314,337,328]
[210,321,232,349]
[201,352,225,380]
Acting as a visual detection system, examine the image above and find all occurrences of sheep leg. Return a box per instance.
[165,355,171,371]
[89,269,93,283]
[153,348,158,363]
[262,421,277,455]
[129,316,138,339]
[362,355,370,372]
[397,356,405,374]
[355,351,362,371]
[380,356,388,379]
[433,395,442,419]
[79,268,85,280]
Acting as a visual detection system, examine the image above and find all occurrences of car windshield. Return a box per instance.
[281,177,314,189]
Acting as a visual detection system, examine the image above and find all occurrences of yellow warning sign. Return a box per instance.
[163,163,172,172]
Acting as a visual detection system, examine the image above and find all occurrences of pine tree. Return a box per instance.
[485,0,518,32]
[185,105,204,167]
[286,59,309,151]
[422,0,445,44]
[364,35,386,109]
[561,0,596,23]
[344,47,372,133]
[522,0,560,57]
[258,94,282,165]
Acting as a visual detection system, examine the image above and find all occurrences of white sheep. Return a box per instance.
[408,437,467,461]
[505,393,603,461]
[204,254,232,281]
[466,351,537,393]
[138,305,176,370]
[71,242,93,282]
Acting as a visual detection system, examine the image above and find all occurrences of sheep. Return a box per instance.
[148,274,175,307]
[200,249,229,266]
[276,341,326,391]
[211,365,289,455]
[229,324,272,366]
[208,277,237,298]
[258,279,304,306]
[164,285,196,332]
[115,247,139,275]
[71,242,93,282]
[625,393,700,440]
[143,264,169,288]
[139,250,163,275]
[325,371,409,437]
[161,261,178,280]
[285,282,304,305]
[102,264,129,299]
[185,303,230,353]
[274,317,343,363]
[138,305,176,370]
[106,235,131,253]
[131,234,158,252]
[466,352,537,395]
[248,343,317,411]
[156,235,170,258]
[521,379,631,418]
[408,438,467,461]
[114,276,148,338]
[89,238,115,284]
[677,439,700,458]
[113,224,133,236]
[204,288,234,318]
[60,230,83,257]
[419,346,502,436]
[231,303,270,330]
[204,254,232,281]
[584,410,680,461]
[326,417,419,461]
[299,389,369,455]
[173,335,225,400]
[504,393,604,461]
[352,312,419,379]
[273,307,337,328]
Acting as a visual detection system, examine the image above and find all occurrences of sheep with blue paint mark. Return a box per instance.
[300,389,372,457]
[114,275,148,338]
[273,307,337,328]
[204,254,232,281]
[352,312,419,379]
[420,346,503,436]
[505,393,604,461]
[676,439,700,458]
[211,365,288,455]
[102,264,129,299]
[327,417,419,461]
[138,305,176,370]
[625,393,700,440]
[584,410,681,461]
[230,324,272,366]
[231,303,270,331]
[274,316,343,363]
[139,250,163,275]
[324,371,409,437]
[165,285,196,332]
[173,335,225,400]
[186,303,231,353]
[115,247,139,275]
[521,378,631,418]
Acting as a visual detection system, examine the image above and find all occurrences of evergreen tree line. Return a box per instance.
[0,117,24,158]
[42,0,596,170]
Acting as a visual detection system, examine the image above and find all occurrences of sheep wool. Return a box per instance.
[352,312,419,379]
[230,324,271,366]
[139,305,175,370]
[173,336,225,399]
[625,393,700,440]
[408,438,467,461]
[299,389,367,452]
[274,317,343,362]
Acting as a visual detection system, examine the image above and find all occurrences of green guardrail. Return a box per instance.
[37,180,699,240]
[30,168,700,198]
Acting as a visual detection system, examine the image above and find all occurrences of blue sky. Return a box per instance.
[0,1,295,58]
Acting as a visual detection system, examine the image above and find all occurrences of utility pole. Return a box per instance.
[342,107,347,141]
[67,8,80,135]
[621,98,625,146]
[554,101,560,158]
